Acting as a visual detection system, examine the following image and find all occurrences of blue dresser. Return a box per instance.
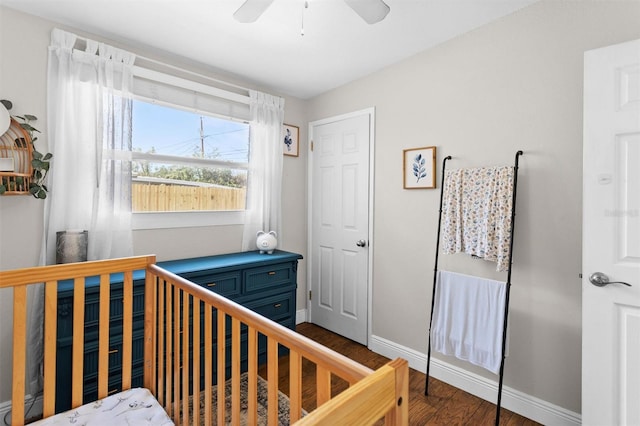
[54,250,302,413]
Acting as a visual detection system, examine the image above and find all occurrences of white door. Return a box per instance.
[583,39,640,426]
[309,110,372,345]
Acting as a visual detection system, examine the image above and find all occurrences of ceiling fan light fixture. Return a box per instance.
[233,0,274,23]
[233,0,390,25]
[344,0,390,24]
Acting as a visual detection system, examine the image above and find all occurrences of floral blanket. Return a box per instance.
[441,166,515,271]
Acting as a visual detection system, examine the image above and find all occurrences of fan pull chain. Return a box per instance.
[301,1,308,36]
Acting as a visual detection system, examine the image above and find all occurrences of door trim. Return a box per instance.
[306,107,375,346]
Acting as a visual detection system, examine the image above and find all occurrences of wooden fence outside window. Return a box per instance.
[132,183,246,212]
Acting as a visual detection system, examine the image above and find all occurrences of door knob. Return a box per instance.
[356,239,367,247]
[589,272,632,287]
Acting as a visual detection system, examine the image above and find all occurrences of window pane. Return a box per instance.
[132,99,249,212]
[132,166,247,212]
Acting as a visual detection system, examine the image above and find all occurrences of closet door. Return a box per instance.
[309,110,372,346]
[583,39,640,426]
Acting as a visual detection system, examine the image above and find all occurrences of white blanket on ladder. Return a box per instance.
[431,270,508,374]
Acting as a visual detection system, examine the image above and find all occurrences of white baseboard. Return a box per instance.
[295,308,308,325]
[369,334,581,426]
[0,393,43,424]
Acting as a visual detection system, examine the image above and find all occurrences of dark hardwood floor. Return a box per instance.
[282,322,540,425]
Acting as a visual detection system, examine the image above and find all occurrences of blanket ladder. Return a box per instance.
[424,150,523,426]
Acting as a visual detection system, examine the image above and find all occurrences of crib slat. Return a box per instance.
[71,277,85,408]
[231,317,241,426]
[173,285,180,424]
[216,309,226,425]
[165,280,173,417]
[247,327,258,425]
[97,273,110,399]
[247,326,258,425]
[42,280,58,418]
[289,350,303,422]
[204,304,213,426]
[143,270,158,395]
[192,297,201,426]
[155,278,165,406]
[122,271,133,390]
[317,365,331,406]
[11,286,27,426]
[267,338,279,426]
[182,291,190,426]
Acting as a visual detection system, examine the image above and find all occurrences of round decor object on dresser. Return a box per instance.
[256,230,278,254]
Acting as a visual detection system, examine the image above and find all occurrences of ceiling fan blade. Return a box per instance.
[344,0,390,24]
[233,0,275,23]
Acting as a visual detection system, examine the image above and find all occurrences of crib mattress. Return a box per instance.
[30,387,173,425]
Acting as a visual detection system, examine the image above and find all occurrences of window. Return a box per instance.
[130,66,252,229]
[132,100,249,212]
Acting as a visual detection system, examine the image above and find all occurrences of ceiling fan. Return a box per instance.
[233,0,390,25]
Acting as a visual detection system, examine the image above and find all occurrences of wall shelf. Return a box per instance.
[0,117,33,195]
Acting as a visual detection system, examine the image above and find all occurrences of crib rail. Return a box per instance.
[295,357,408,425]
[146,264,408,425]
[0,255,156,425]
[0,256,407,426]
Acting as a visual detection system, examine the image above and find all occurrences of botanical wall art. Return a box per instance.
[403,146,436,189]
[283,124,299,157]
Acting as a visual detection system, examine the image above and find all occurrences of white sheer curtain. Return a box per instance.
[44,28,135,263]
[27,28,135,394]
[241,91,285,251]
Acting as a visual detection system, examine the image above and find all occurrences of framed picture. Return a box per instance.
[403,146,436,189]
[283,124,299,157]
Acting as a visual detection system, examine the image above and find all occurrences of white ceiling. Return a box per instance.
[3,0,538,99]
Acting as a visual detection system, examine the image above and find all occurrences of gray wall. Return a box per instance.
[307,0,640,415]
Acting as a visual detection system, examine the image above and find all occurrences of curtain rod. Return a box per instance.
[69,31,254,96]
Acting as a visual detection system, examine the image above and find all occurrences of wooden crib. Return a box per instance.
[1,255,408,425]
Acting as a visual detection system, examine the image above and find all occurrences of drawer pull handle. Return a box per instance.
[208,282,217,287]
[108,388,119,395]
[108,349,118,354]
[274,303,282,309]
[268,271,276,276]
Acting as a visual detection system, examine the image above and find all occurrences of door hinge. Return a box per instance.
[309,290,312,300]
[310,140,314,152]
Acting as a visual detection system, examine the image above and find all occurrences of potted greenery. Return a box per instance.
[0,99,52,199]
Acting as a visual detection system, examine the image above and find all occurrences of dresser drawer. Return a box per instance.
[245,291,294,322]
[244,263,294,294]
[188,271,241,297]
